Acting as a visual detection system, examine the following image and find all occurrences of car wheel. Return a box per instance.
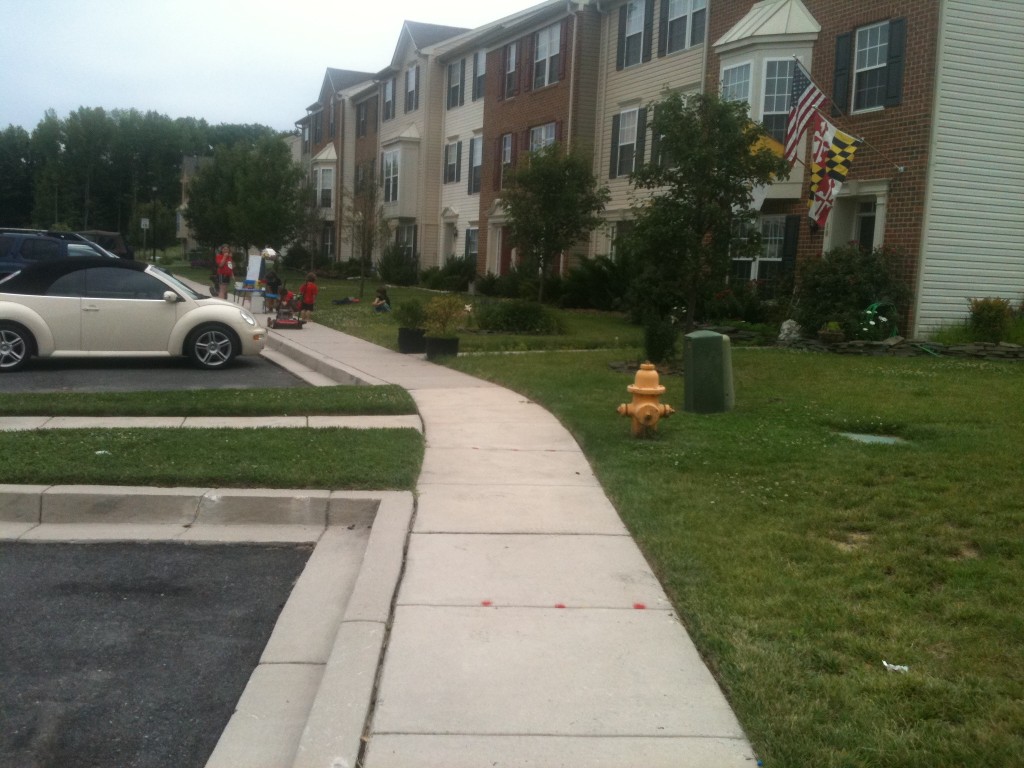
[186,323,238,369]
[0,322,34,372]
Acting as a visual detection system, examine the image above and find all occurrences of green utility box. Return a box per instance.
[684,330,735,413]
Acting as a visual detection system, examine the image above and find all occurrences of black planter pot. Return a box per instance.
[424,336,459,360]
[397,327,427,354]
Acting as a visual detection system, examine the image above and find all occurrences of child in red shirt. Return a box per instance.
[299,273,318,322]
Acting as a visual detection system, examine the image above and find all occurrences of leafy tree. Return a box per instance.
[344,160,391,298]
[0,125,33,226]
[184,135,303,253]
[621,92,790,331]
[500,143,610,302]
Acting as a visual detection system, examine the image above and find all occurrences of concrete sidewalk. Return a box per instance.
[266,323,756,768]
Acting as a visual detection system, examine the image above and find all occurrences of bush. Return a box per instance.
[643,317,679,363]
[794,245,910,339]
[969,297,1013,343]
[377,245,419,286]
[424,294,466,338]
[473,299,564,335]
[703,280,774,324]
[281,244,330,273]
[393,299,427,329]
[560,256,630,311]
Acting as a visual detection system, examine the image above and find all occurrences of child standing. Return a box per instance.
[299,272,318,323]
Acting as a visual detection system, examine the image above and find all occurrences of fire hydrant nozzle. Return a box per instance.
[617,362,675,437]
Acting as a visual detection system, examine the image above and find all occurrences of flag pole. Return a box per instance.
[792,56,906,173]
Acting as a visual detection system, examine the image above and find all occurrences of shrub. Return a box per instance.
[969,297,1013,343]
[424,294,466,338]
[560,256,630,311]
[473,299,564,334]
[643,317,679,363]
[393,300,426,329]
[794,245,910,339]
[377,245,419,286]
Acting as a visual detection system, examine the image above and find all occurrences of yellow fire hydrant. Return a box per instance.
[617,362,675,437]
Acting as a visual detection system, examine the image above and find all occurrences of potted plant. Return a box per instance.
[394,300,427,354]
[423,294,464,359]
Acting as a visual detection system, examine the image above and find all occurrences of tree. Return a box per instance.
[621,92,790,331]
[0,125,33,226]
[344,160,391,299]
[185,135,303,253]
[500,143,610,301]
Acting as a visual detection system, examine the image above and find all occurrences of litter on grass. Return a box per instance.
[882,660,909,673]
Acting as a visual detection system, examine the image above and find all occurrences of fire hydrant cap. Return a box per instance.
[628,362,665,395]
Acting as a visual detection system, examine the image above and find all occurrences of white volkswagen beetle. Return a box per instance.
[0,257,266,372]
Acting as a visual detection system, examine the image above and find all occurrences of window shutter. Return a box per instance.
[636,107,647,165]
[472,55,480,101]
[493,137,502,190]
[521,129,530,152]
[833,33,852,116]
[782,215,801,273]
[522,35,534,92]
[648,105,660,166]
[559,19,569,81]
[414,65,420,110]
[555,120,564,143]
[642,0,655,63]
[467,139,474,193]
[459,58,466,106]
[443,144,449,182]
[412,226,417,258]
[498,47,507,101]
[616,5,627,70]
[456,141,462,182]
[657,0,668,58]
[885,18,906,107]
[609,114,620,179]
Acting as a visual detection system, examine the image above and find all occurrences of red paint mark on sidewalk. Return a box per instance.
[481,600,493,607]
[554,603,567,609]
[633,603,647,610]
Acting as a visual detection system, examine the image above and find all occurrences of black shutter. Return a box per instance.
[642,0,654,63]
[616,4,627,70]
[649,105,660,166]
[459,58,466,106]
[782,215,800,273]
[522,34,534,92]
[467,139,474,193]
[443,144,449,182]
[609,114,620,178]
[472,55,479,101]
[414,65,420,110]
[498,47,507,101]
[657,0,668,58]
[456,141,462,182]
[493,137,502,190]
[555,120,563,143]
[833,33,852,116]
[885,18,907,107]
[559,19,569,81]
[636,107,647,165]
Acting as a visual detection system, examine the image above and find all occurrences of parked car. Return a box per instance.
[0,257,266,372]
[0,229,120,279]
[77,230,134,259]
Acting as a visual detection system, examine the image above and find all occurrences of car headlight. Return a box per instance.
[239,309,257,327]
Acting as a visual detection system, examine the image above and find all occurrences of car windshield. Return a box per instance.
[152,267,204,300]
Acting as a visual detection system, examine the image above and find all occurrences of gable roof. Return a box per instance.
[325,68,376,93]
[381,20,469,74]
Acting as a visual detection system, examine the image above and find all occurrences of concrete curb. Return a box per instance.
[266,330,388,386]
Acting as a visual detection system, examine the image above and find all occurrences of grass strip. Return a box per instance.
[0,385,416,417]
[2,428,423,490]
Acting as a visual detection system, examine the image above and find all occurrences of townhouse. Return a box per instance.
[294,0,1022,337]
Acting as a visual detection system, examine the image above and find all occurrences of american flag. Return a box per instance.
[784,60,826,165]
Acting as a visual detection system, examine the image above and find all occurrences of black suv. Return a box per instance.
[0,229,119,278]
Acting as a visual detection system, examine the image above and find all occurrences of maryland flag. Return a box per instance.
[807,113,863,228]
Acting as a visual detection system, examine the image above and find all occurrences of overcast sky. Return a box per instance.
[0,0,539,133]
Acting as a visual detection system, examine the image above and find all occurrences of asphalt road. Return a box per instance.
[0,354,306,394]
[0,541,313,768]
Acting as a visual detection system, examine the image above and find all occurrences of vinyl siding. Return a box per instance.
[915,0,1024,334]
[438,78,484,261]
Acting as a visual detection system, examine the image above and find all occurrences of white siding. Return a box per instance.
[438,67,484,263]
[915,0,1024,335]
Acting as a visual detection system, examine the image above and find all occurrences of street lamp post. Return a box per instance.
[151,186,158,261]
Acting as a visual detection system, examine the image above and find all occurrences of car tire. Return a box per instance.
[186,323,238,369]
[0,322,34,372]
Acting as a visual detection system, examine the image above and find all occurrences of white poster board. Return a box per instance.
[245,256,262,283]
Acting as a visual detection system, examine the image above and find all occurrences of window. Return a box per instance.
[610,108,646,178]
[663,0,706,55]
[464,227,479,259]
[318,168,333,208]
[854,22,888,111]
[444,141,462,184]
[855,200,877,248]
[468,137,482,194]
[534,22,561,89]
[616,109,638,177]
[623,1,644,67]
[835,19,905,112]
[405,65,419,112]
[383,149,399,203]
[504,42,518,98]
[762,59,793,143]
[20,238,60,261]
[356,102,368,137]
[731,215,794,298]
[721,63,751,105]
[472,50,487,100]
[530,122,556,152]
[499,132,514,188]
[396,223,416,257]
[382,78,395,121]
[322,223,335,259]
[447,60,465,109]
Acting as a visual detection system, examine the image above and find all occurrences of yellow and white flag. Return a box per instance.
[808,113,862,228]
